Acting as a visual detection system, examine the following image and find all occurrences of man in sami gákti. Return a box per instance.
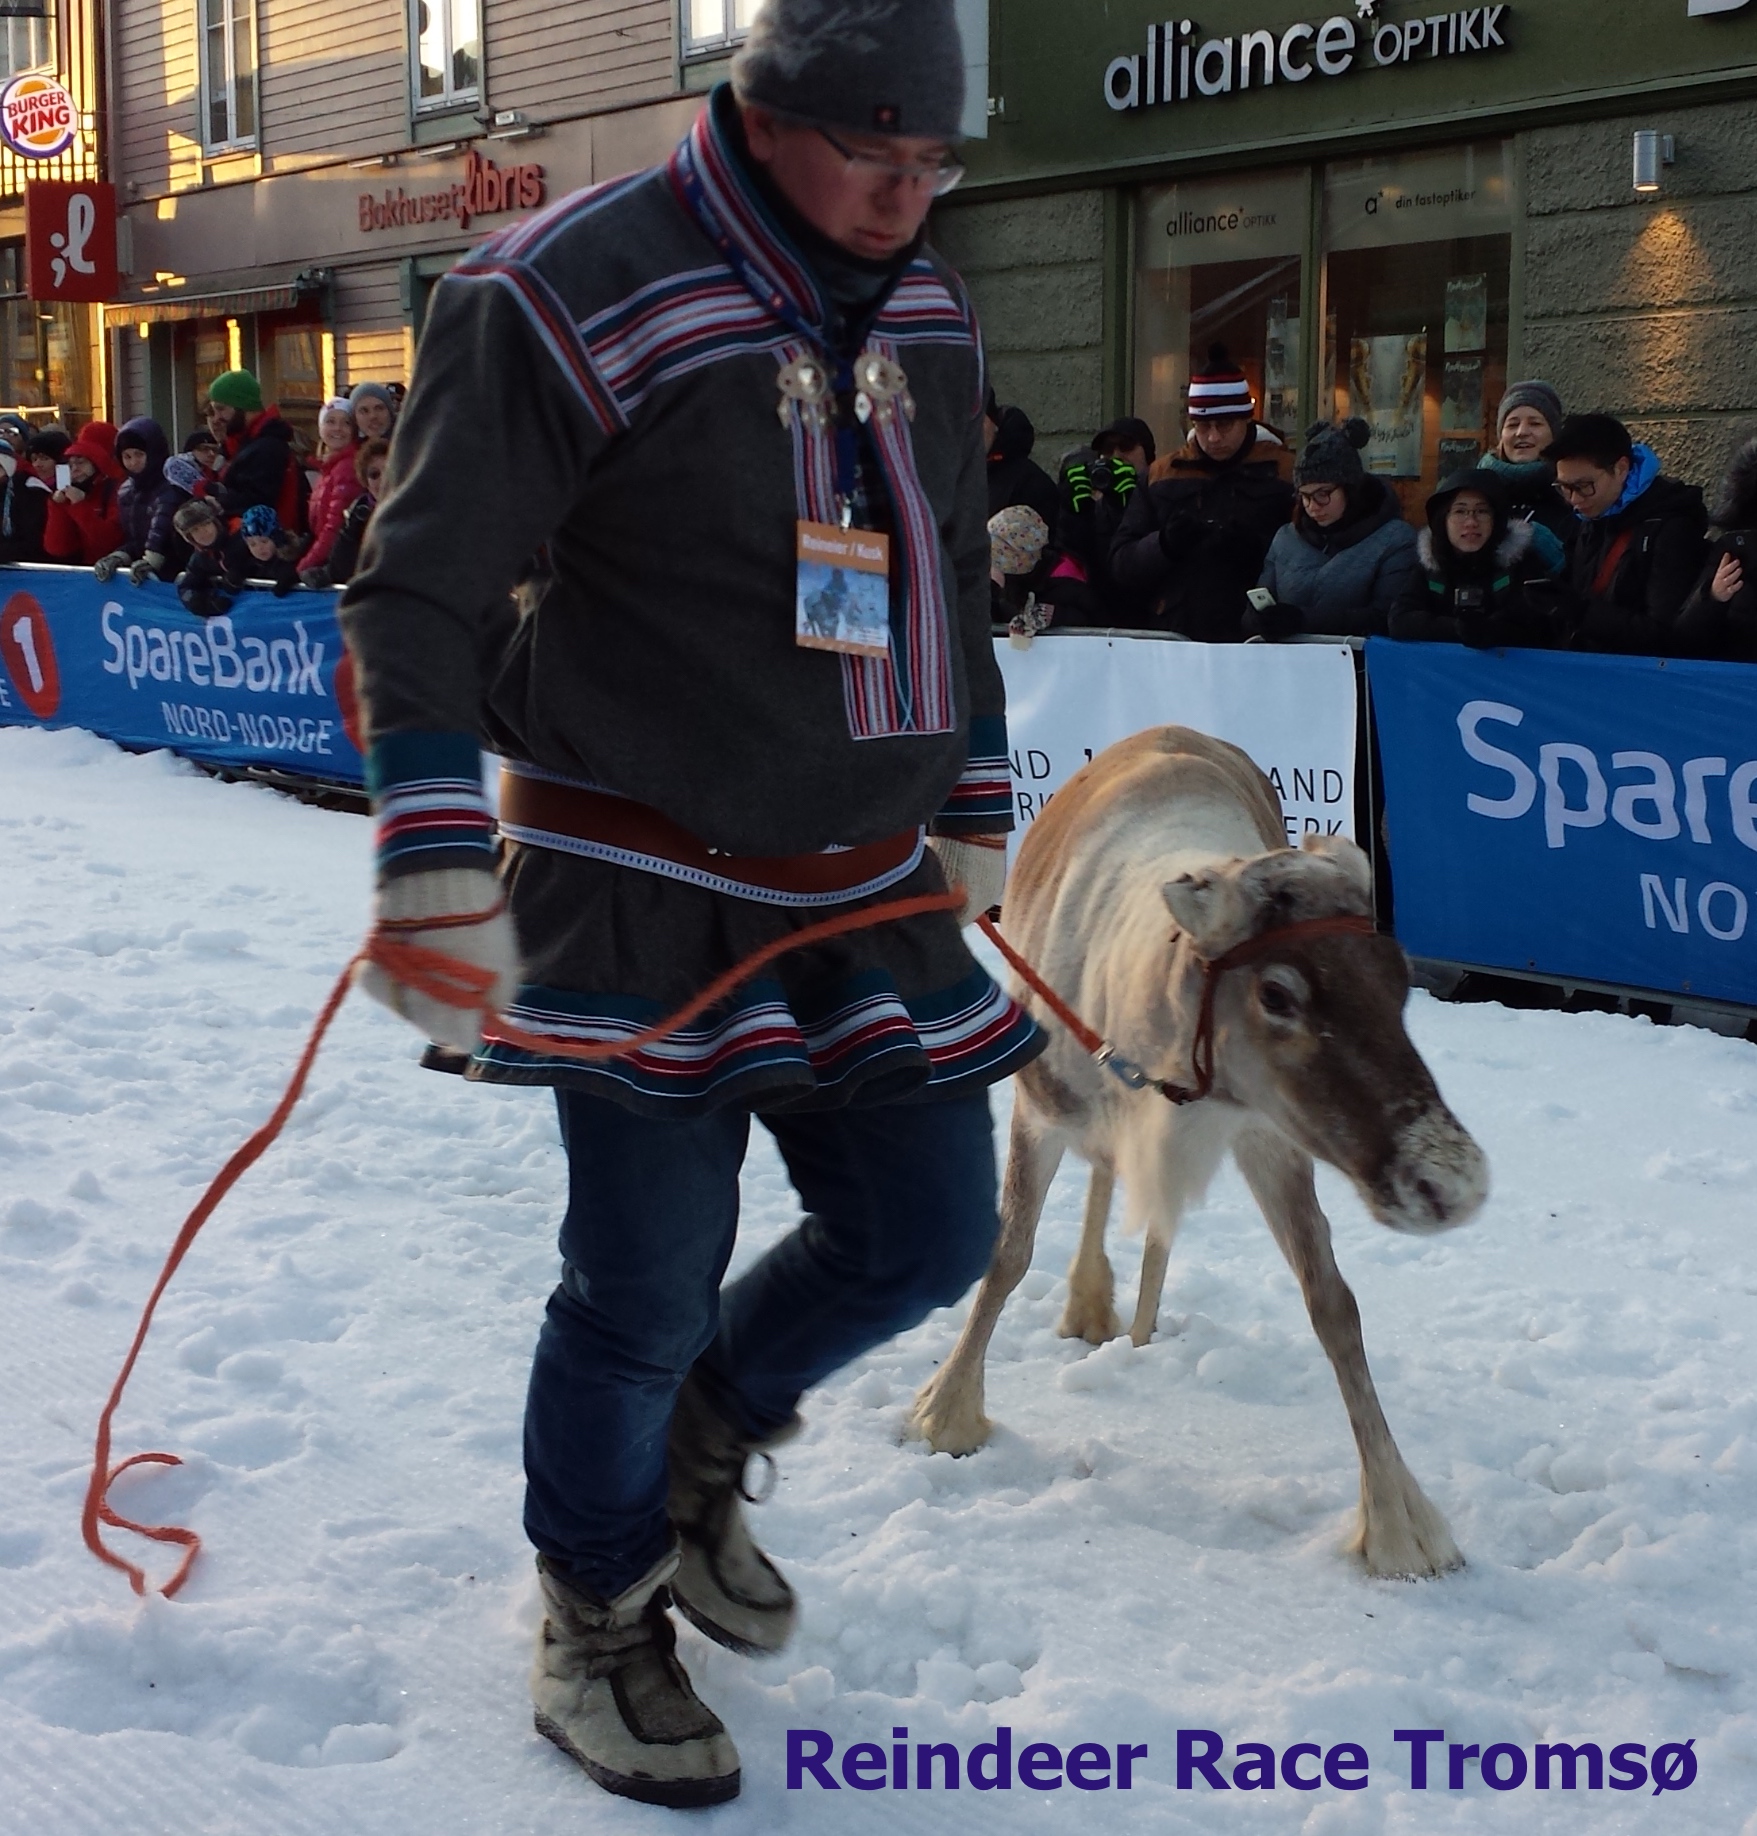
[338,0,1039,1810]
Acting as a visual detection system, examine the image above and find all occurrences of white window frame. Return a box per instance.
[198,0,257,154]
[410,0,481,115]
[681,0,759,61]
[0,2,53,84]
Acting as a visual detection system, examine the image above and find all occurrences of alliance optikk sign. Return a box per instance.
[1103,3,1510,112]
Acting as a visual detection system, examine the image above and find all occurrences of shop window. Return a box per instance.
[200,0,257,151]
[260,315,326,451]
[0,239,96,421]
[413,0,480,112]
[1134,169,1309,461]
[0,2,53,81]
[683,0,758,59]
[1320,141,1514,513]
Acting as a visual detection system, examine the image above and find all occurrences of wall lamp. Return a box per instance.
[1633,131,1676,194]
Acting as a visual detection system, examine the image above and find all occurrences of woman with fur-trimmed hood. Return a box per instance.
[1675,432,1757,663]
[1389,469,1558,649]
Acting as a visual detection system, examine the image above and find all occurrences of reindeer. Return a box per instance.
[908,727,1488,1580]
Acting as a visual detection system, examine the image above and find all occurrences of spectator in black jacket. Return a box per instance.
[173,498,234,617]
[1390,470,1558,649]
[1548,413,1706,654]
[127,453,204,584]
[1041,417,1156,626]
[983,390,1059,527]
[0,432,54,563]
[1108,348,1294,641]
[93,417,171,581]
[1675,431,1757,663]
[206,368,310,534]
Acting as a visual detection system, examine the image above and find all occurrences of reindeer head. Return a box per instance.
[1161,836,1487,1234]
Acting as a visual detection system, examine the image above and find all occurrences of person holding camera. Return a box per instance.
[1108,350,1293,641]
[1675,431,1757,663]
[1388,470,1557,649]
[1042,417,1156,626]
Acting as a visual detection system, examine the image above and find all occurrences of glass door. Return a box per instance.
[1134,168,1310,460]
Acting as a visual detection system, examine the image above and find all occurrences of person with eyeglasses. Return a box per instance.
[338,0,1041,1807]
[1249,417,1420,639]
[1388,470,1559,649]
[1546,413,1706,655]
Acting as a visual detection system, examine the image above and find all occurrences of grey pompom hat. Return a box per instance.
[1294,417,1371,489]
[731,0,968,141]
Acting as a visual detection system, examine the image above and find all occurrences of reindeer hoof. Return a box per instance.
[1353,1476,1465,1580]
[905,1375,992,1457]
[1056,1298,1122,1346]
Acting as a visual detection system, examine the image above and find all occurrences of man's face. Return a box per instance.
[1099,440,1150,477]
[1193,414,1251,463]
[741,104,954,261]
[1554,455,1630,520]
[1445,489,1495,554]
[121,447,148,475]
[353,397,392,441]
[206,400,244,440]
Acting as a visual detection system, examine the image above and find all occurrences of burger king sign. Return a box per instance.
[0,74,76,160]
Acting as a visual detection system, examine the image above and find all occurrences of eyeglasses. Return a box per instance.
[815,127,965,197]
[1297,486,1340,508]
[1448,504,1493,520]
[1553,476,1605,499]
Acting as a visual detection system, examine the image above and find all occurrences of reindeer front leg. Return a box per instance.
[1234,1127,1463,1580]
[908,1104,1064,1455]
[1057,1165,1120,1344]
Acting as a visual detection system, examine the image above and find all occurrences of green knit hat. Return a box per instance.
[207,369,263,414]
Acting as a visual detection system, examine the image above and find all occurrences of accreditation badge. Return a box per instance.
[795,521,892,658]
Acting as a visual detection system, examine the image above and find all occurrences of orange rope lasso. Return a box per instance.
[84,885,961,1597]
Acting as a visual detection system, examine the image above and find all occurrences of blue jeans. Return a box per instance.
[523,1088,999,1598]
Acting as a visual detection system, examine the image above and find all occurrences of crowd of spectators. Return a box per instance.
[987,348,1754,663]
[0,370,403,616]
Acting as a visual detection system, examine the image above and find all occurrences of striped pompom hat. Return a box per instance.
[1187,345,1254,420]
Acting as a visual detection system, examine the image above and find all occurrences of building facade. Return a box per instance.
[935,0,1757,506]
[106,0,989,445]
[0,0,104,427]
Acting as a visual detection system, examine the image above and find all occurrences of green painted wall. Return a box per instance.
[971,0,1757,193]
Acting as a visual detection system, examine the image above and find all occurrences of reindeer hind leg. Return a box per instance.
[1056,1163,1119,1344]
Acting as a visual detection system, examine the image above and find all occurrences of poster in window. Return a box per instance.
[1348,333,1426,478]
[1264,296,1300,434]
[1438,437,1483,475]
[1441,356,1485,437]
[1444,273,1488,353]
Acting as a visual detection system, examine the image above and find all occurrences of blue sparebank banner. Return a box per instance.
[0,565,363,786]
[1368,639,1757,1007]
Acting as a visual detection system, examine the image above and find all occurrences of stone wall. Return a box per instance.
[931,188,1107,469]
[1521,97,1757,498]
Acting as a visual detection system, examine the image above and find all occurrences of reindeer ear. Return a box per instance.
[1162,872,1227,948]
[1299,832,1373,900]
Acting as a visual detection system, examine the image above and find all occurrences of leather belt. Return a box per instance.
[498,766,925,902]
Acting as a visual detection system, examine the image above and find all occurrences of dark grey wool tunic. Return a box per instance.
[340,86,1041,1114]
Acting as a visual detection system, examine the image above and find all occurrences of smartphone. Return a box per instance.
[1246,587,1277,612]
[54,463,71,491]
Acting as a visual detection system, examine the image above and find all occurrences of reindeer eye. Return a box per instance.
[1258,978,1298,1018]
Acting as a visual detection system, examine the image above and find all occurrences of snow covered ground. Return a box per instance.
[3,722,1757,1835]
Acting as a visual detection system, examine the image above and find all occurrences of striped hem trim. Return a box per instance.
[469,968,1042,1107]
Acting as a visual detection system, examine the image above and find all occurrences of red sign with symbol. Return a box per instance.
[25,180,118,303]
[0,590,61,719]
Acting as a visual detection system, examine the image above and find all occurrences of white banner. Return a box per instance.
[996,633,1358,853]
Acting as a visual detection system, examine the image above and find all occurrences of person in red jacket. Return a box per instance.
[303,397,358,571]
[44,420,125,565]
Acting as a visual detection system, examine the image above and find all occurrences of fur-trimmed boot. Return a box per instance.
[667,1373,799,1657]
[531,1546,741,1808]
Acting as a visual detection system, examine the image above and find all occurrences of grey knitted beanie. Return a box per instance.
[1496,379,1564,438]
[1294,417,1371,490]
[731,0,967,141]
